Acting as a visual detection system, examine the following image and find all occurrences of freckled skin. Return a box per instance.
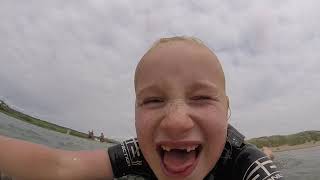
[134,40,229,180]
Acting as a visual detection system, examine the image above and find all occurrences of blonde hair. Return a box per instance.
[135,36,207,86]
[149,36,207,52]
[135,36,220,86]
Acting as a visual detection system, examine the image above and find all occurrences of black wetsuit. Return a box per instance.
[204,125,284,180]
[0,126,284,180]
[109,125,284,180]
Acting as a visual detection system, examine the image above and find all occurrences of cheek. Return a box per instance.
[135,109,157,143]
[135,110,153,162]
[196,105,228,131]
[135,109,162,175]
[135,110,146,138]
[206,119,227,143]
[198,107,228,166]
[204,110,228,142]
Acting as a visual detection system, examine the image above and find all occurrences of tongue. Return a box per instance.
[163,149,196,172]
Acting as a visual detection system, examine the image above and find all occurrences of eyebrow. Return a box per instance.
[187,80,220,95]
[136,84,163,99]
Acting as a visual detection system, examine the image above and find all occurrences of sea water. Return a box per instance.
[1,112,319,179]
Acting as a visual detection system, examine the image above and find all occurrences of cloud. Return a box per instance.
[0,0,319,139]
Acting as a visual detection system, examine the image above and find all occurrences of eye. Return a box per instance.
[191,95,213,101]
[189,95,219,105]
[140,97,165,107]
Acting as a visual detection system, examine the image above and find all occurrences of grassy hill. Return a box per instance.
[0,100,118,143]
[247,131,320,148]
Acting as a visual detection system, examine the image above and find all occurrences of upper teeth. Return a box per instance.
[161,145,199,152]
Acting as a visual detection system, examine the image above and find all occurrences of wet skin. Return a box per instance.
[135,40,229,180]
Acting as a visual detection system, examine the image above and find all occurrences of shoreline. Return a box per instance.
[0,111,119,144]
[268,141,320,152]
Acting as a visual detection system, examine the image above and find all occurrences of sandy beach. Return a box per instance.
[268,141,320,152]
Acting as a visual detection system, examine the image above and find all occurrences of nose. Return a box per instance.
[159,100,194,139]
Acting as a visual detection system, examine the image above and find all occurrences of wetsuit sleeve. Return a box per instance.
[107,138,156,179]
[232,144,284,180]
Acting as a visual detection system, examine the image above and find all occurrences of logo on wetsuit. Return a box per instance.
[121,138,143,166]
[243,156,284,180]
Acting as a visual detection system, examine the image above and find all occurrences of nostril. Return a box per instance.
[159,124,194,139]
[159,114,194,132]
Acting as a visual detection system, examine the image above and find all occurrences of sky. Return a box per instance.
[0,0,319,139]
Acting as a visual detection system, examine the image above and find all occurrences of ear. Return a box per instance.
[226,95,229,109]
[226,96,230,121]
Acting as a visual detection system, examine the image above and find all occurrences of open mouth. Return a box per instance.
[156,143,202,177]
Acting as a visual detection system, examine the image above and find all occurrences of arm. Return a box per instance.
[0,135,114,180]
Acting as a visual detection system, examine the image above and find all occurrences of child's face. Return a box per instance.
[135,41,229,180]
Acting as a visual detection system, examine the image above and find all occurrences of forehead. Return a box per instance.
[135,40,225,92]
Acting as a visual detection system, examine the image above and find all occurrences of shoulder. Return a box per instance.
[232,143,284,180]
[212,125,285,180]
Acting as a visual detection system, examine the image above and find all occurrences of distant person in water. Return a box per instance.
[88,130,94,139]
[87,130,90,138]
[0,36,284,180]
[99,133,105,143]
